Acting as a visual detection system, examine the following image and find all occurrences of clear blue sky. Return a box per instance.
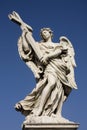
[0,0,87,130]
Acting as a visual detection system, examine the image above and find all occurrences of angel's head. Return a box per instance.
[40,28,53,41]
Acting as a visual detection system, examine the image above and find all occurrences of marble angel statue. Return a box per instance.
[8,11,77,124]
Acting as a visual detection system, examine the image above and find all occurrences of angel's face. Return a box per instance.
[41,30,51,40]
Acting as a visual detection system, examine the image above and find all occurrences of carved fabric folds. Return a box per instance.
[18,41,76,116]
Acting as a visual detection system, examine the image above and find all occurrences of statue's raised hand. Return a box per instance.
[41,54,49,65]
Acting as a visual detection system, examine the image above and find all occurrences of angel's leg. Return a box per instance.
[35,74,56,116]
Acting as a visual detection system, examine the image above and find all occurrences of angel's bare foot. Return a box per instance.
[14,103,22,111]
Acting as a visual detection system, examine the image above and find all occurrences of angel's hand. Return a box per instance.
[41,54,49,65]
[21,24,28,32]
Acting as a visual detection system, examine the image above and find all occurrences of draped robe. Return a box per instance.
[17,35,77,116]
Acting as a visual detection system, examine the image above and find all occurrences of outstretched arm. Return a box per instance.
[48,49,62,59]
[9,11,43,61]
[41,48,64,65]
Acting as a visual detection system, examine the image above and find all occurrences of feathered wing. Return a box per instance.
[59,36,77,89]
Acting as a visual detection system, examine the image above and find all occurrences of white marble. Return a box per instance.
[9,11,78,125]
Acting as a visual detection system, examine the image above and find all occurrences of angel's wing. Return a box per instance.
[59,36,76,67]
[59,36,77,89]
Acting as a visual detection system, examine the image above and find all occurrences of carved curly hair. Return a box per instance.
[40,28,53,40]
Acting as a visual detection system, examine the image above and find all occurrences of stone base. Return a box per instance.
[22,123,79,130]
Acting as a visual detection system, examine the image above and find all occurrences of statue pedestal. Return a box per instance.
[22,123,79,130]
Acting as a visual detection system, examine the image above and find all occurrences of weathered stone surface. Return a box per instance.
[9,11,79,128]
